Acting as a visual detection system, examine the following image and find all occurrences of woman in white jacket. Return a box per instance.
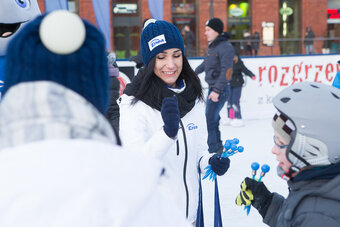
[119,19,231,224]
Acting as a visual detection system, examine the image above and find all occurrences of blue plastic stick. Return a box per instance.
[203,139,244,181]
[251,162,260,179]
[258,164,270,182]
[245,162,260,215]
[245,164,270,215]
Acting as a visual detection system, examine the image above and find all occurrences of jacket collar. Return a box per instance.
[209,32,231,48]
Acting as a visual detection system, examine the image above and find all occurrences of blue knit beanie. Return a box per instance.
[3,11,109,114]
[140,19,185,66]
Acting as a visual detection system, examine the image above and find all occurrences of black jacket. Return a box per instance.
[304,29,315,45]
[195,32,234,92]
[106,76,120,131]
[230,58,255,87]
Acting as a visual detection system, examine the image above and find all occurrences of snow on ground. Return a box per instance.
[201,116,289,227]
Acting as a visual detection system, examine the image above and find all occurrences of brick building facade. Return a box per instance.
[37,0,328,57]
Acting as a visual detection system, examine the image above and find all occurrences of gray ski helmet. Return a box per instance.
[273,82,340,170]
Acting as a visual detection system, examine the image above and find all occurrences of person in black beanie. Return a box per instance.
[195,17,234,154]
[0,11,191,227]
[119,19,231,224]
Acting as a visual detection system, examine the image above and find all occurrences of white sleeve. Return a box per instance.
[128,175,192,227]
[194,101,213,173]
[119,95,176,159]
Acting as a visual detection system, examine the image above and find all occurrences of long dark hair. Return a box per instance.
[131,55,204,104]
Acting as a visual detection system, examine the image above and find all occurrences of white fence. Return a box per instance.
[117,54,340,119]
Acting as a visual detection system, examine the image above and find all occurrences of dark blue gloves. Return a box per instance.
[209,154,230,176]
[161,96,180,138]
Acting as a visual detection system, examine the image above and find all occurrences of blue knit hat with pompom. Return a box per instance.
[3,11,109,114]
[140,19,185,66]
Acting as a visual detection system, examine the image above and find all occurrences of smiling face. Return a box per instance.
[204,26,219,43]
[153,48,183,88]
[272,132,292,172]
[0,0,41,55]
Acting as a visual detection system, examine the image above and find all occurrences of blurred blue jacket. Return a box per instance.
[332,70,340,89]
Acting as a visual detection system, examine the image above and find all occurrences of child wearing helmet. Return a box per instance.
[236,81,340,227]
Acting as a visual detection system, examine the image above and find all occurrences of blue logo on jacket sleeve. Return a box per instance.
[187,123,198,131]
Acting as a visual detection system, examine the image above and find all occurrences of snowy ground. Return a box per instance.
[201,114,289,226]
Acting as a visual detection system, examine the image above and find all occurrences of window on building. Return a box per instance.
[227,0,252,55]
[172,0,197,56]
[327,0,340,53]
[112,0,140,59]
[68,0,79,14]
[279,0,301,54]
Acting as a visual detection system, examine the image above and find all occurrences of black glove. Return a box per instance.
[235,177,273,218]
[136,62,144,69]
[161,96,180,138]
[209,154,230,176]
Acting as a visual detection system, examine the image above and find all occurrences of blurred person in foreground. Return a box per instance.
[0,10,191,227]
[236,82,340,227]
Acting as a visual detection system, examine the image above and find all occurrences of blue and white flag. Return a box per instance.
[45,0,68,12]
[92,0,111,50]
[147,0,163,20]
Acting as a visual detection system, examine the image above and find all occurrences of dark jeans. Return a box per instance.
[205,86,230,153]
[227,86,242,119]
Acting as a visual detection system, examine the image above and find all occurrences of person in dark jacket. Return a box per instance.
[182,25,195,57]
[252,31,260,56]
[195,18,234,154]
[304,26,315,54]
[129,50,143,69]
[106,51,121,132]
[224,52,255,127]
[235,82,340,227]
[242,31,252,56]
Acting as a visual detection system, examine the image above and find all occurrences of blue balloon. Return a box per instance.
[237,146,244,153]
[251,162,260,170]
[261,164,270,173]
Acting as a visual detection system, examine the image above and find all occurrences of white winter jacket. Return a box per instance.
[0,82,190,227]
[119,93,212,223]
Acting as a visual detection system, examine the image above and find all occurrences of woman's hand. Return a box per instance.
[161,96,180,138]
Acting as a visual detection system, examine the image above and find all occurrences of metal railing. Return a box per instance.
[193,37,340,57]
[117,37,340,60]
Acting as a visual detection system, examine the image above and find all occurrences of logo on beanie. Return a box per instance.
[148,34,166,51]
